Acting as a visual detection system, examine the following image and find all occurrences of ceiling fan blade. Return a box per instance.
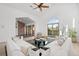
[38,3,43,7]
[40,3,43,6]
[41,6,49,8]
[33,3,38,6]
[30,5,38,9]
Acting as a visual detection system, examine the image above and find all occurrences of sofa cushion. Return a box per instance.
[7,39,20,51]
[57,36,66,46]
[21,46,29,56]
[7,39,22,56]
[13,37,36,48]
[10,50,25,56]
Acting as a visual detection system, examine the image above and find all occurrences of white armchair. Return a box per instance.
[13,37,36,56]
[45,38,72,56]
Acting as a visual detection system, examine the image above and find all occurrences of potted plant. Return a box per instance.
[69,29,77,43]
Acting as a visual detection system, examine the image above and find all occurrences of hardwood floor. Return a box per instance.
[0,42,6,56]
[69,42,79,56]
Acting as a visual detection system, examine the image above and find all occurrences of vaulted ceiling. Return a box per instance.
[1,3,79,21]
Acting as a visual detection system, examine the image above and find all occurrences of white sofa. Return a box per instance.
[6,39,25,56]
[13,37,36,56]
[6,37,36,56]
[45,38,72,56]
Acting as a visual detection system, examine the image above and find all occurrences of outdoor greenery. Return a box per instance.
[48,24,59,37]
[69,29,77,42]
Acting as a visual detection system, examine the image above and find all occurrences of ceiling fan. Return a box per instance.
[31,3,49,11]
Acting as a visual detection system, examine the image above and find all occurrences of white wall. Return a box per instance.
[0,5,32,42]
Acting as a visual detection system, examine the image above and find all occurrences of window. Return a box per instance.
[48,17,59,37]
[16,17,35,37]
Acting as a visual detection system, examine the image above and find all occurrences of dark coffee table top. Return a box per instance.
[32,47,49,51]
[26,38,55,48]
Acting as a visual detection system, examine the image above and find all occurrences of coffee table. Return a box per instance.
[34,39,46,48]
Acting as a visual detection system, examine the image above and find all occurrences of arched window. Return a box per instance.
[48,17,59,37]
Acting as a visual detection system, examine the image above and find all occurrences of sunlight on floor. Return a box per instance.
[70,42,79,56]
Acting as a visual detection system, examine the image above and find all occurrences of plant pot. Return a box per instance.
[72,38,77,43]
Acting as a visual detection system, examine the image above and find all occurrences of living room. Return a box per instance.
[0,3,79,56]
